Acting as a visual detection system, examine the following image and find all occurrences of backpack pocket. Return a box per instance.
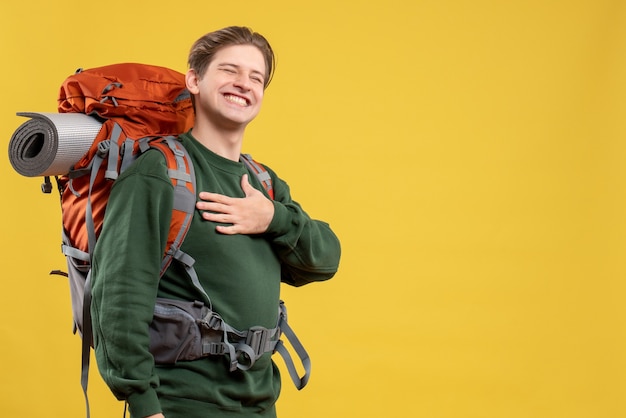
[149,298,206,364]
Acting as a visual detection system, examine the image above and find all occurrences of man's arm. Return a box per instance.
[91,152,173,418]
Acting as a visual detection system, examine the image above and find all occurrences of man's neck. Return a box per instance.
[190,119,246,161]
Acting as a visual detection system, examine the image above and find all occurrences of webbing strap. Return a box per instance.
[81,270,93,418]
[275,303,311,390]
[60,229,91,264]
[80,144,107,418]
[222,322,240,372]
[68,162,94,181]
[170,249,212,309]
[138,137,151,153]
[151,137,198,281]
[85,153,105,259]
[168,168,192,184]
[201,332,279,358]
[165,136,193,183]
[105,123,123,180]
[61,244,90,263]
[119,139,136,173]
[240,153,273,199]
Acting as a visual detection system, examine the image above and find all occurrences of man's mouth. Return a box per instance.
[224,94,249,107]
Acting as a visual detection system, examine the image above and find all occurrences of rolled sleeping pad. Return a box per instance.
[8,112,102,177]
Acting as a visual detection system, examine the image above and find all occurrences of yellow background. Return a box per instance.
[1,1,625,417]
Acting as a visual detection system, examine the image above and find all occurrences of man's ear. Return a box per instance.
[186,69,200,94]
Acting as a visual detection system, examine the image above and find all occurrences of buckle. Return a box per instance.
[199,311,222,330]
[245,327,269,357]
[96,140,111,158]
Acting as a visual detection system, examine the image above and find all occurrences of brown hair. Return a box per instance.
[188,26,275,89]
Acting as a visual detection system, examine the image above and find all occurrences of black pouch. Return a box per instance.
[148,298,207,364]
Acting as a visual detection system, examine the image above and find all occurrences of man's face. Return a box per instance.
[189,44,267,130]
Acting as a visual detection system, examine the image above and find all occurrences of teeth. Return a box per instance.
[225,94,247,106]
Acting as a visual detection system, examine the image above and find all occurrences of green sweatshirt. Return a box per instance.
[91,132,340,418]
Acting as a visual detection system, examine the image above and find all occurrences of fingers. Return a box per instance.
[215,224,238,235]
[196,189,236,213]
[197,191,231,204]
[199,210,232,223]
[196,199,229,213]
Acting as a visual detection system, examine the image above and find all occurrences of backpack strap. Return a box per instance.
[274,301,311,389]
[81,271,94,418]
[147,137,197,277]
[240,153,274,199]
[104,123,123,180]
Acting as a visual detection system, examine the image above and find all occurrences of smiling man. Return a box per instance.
[90,27,341,418]
[186,41,266,159]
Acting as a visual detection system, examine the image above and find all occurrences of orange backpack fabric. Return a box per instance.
[58,63,195,261]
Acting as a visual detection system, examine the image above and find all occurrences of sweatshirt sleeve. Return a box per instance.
[263,168,341,287]
[90,151,174,418]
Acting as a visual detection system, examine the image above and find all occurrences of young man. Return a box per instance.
[90,27,341,418]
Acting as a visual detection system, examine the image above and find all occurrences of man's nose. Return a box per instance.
[233,74,251,90]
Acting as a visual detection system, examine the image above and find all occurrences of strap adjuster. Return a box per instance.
[203,342,226,355]
[199,311,223,330]
[246,327,270,357]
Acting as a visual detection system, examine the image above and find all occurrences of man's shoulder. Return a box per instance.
[115,146,171,184]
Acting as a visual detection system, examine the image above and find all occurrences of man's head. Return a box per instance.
[186,27,274,133]
[188,26,275,89]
